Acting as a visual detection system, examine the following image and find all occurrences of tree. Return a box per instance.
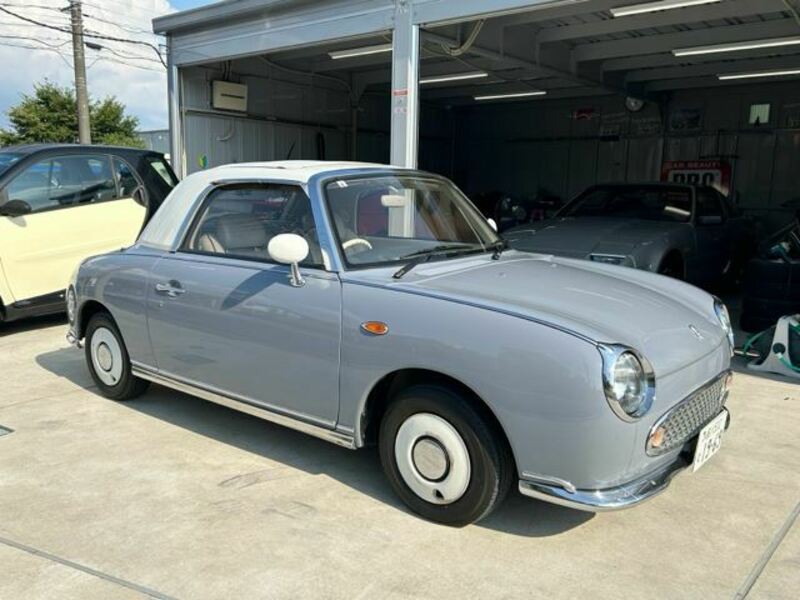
[0,81,144,148]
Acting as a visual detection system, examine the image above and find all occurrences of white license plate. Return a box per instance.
[692,411,727,472]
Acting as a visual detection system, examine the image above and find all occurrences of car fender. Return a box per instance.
[338,280,642,490]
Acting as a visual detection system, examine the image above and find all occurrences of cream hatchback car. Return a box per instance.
[0,144,177,322]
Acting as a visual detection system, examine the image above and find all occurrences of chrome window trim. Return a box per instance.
[597,343,656,422]
[131,363,356,449]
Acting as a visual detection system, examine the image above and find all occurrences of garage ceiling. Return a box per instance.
[265,0,800,103]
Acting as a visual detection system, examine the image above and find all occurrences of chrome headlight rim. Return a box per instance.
[713,297,735,351]
[66,286,77,324]
[598,344,656,422]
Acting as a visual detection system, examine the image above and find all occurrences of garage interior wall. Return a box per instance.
[180,55,798,235]
[180,58,454,175]
[449,80,800,233]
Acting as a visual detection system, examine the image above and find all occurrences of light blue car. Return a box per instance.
[67,161,734,525]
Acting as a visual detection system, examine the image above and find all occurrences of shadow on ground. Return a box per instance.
[35,346,593,537]
[0,313,66,337]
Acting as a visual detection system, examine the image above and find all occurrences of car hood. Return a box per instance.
[506,217,685,257]
[349,251,724,376]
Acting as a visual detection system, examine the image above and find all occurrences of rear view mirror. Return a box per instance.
[0,199,32,217]
[268,233,309,288]
[698,215,723,226]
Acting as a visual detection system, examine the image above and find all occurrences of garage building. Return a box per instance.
[154,0,800,233]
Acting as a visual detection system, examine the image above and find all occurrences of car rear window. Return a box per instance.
[146,156,178,188]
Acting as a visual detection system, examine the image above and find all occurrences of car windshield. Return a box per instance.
[325,175,500,268]
[560,186,693,223]
[0,152,23,176]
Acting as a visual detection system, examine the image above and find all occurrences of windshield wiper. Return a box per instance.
[392,244,478,279]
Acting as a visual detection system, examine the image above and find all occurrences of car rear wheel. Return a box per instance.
[85,312,148,401]
[378,384,513,526]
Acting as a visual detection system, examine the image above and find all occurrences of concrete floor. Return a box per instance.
[0,315,798,600]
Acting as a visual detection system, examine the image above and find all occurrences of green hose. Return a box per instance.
[743,320,800,371]
[742,329,767,356]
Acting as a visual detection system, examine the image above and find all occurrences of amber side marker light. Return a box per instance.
[361,321,389,336]
[649,426,666,451]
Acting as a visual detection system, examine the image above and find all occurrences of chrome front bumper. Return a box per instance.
[519,407,730,512]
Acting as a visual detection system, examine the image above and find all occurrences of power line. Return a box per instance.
[0,4,166,67]
[0,39,73,68]
[85,41,163,65]
[84,11,164,37]
[0,33,71,48]
[81,0,171,21]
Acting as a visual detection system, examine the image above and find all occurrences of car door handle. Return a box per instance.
[155,281,185,298]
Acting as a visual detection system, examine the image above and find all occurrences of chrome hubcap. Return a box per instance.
[97,343,113,371]
[412,437,449,482]
[90,327,123,387]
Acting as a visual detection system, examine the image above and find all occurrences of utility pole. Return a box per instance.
[68,0,91,144]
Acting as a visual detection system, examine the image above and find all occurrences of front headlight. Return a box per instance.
[599,345,655,422]
[714,298,734,351]
[66,286,76,324]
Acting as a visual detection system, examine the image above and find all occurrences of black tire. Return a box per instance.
[378,384,514,526]
[84,312,149,401]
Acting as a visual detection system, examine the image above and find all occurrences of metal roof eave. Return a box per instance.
[153,0,300,34]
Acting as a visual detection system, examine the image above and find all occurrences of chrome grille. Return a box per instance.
[647,374,728,456]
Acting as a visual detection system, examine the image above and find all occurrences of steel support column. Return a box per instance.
[167,39,185,178]
[390,0,420,168]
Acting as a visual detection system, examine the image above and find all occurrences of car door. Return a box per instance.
[0,154,147,303]
[145,182,342,427]
[692,187,731,282]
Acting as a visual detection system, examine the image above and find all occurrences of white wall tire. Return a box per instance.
[379,384,514,526]
[89,327,124,387]
[394,413,471,505]
[84,312,148,401]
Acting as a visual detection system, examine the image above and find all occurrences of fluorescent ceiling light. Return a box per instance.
[474,91,547,101]
[420,71,488,84]
[610,0,720,18]
[329,43,392,60]
[674,36,800,57]
[718,68,800,81]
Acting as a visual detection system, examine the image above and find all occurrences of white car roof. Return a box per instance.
[139,160,408,250]
[200,160,405,184]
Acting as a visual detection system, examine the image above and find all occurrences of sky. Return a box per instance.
[0,0,215,133]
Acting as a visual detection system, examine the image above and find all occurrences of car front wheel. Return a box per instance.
[85,312,149,401]
[378,384,513,526]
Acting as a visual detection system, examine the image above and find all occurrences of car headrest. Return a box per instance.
[214,214,268,249]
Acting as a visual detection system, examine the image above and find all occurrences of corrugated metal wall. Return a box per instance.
[181,59,353,172]
[451,80,800,232]
[180,57,798,233]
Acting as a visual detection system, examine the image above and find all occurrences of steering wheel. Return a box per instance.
[342,238,373,252]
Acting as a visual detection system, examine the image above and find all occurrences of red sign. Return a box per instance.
[660,160,732,195]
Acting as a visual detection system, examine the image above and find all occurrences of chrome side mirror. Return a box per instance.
[268,233,309,287]
[487,217,498,232]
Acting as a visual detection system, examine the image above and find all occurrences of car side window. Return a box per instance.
[113,157,141,197]
[696,189,725,221]
[183,183,324,268]
[4,155,118,214]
